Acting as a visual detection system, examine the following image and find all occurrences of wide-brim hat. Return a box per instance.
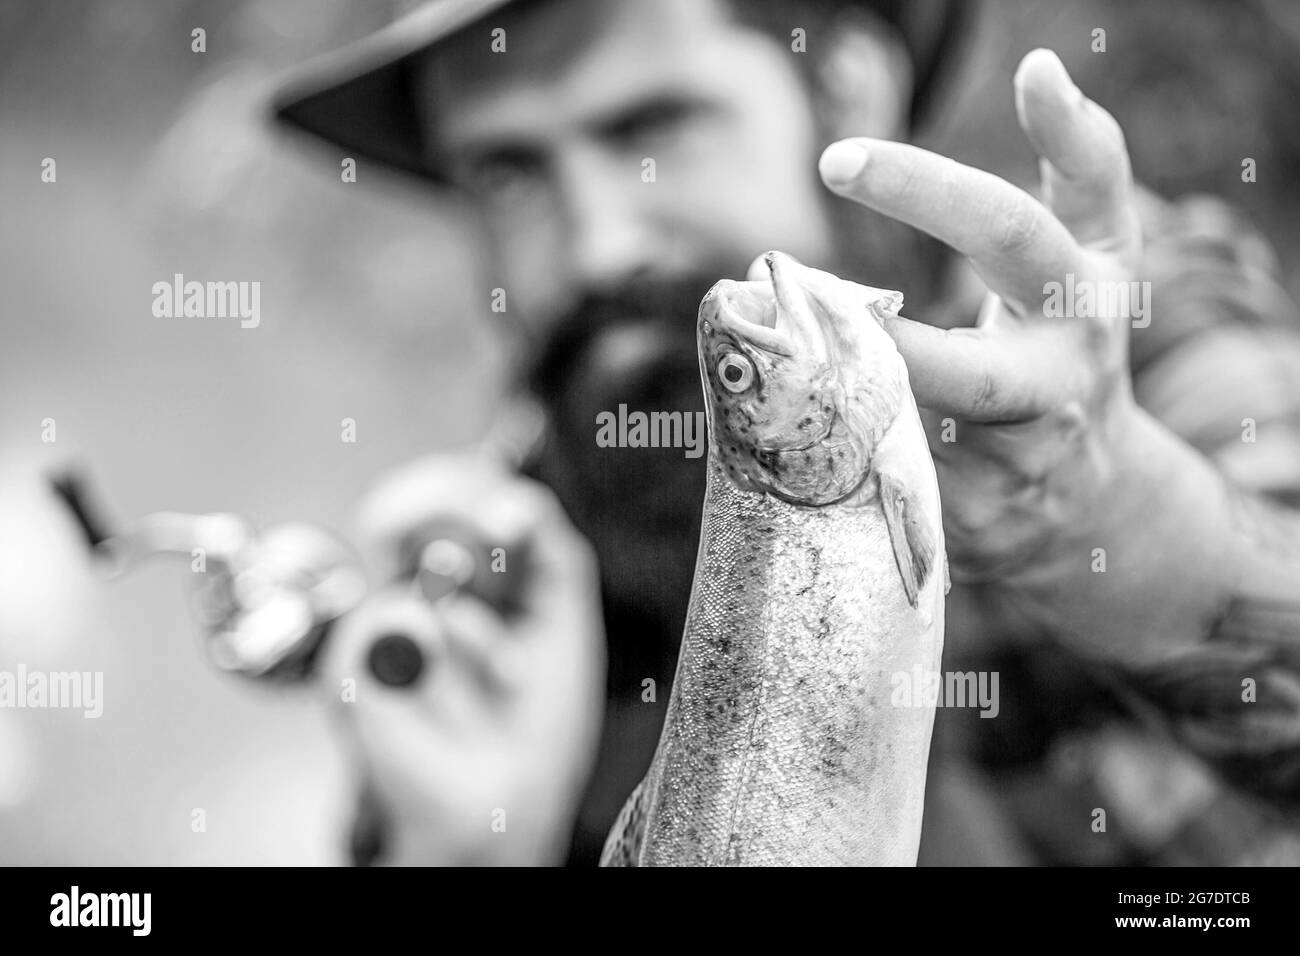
[271,0,967,184]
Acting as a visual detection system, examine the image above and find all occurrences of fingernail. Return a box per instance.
[819,141,869,186]
[1021,48,1082,103]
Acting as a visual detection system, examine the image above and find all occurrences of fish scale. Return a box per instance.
[602,252,947,867]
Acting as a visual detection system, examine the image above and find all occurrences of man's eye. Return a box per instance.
[462,153,546,205]
[606,101,698,150]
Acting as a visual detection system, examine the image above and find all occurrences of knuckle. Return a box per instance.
[970,361,1002,417]
[943,487,1009,549]
[992,200,1041,256]
[894,155,928,206]
[513,474,562,511]
[508,478,572,534]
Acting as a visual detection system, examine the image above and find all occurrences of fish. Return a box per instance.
[600,251,947,866]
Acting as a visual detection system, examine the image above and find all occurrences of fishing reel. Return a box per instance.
[50,467,526,865]
[47,468,508,687]
[47,405,547,864]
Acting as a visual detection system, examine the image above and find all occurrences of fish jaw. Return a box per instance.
[766,251,828,357]
[698,278,795,358]
[765,250,904,366]
[697,252,904,364]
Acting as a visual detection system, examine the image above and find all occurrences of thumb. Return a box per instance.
[880,311,1050,421]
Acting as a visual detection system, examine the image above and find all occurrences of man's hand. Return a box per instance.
[818,49,1257,660]
[320,451,605,865]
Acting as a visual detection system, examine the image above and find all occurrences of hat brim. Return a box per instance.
[270,0,515,183]
[270,0,968,184]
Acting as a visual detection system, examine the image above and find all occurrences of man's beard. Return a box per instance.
[518,274,723,692]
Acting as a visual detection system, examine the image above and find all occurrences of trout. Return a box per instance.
[601,252,947,866]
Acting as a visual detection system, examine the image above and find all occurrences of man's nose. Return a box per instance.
[557,148,658,293]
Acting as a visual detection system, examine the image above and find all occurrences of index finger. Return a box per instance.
[879,310,1080,420]
[819,138,1080,312]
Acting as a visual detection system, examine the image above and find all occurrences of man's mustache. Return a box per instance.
[522,275,722,405]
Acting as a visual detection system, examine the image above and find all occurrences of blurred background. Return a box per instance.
[1,0,1297,864]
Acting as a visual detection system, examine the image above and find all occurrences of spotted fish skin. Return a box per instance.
[601,252,946,867]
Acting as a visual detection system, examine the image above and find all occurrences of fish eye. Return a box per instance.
[717,353,754,393]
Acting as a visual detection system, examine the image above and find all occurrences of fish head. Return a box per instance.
[697,251,907,505]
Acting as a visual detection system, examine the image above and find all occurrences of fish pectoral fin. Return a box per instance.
[600,778,650,867]
[879,470,936,609]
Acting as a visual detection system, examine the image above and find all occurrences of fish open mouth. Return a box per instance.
[702,251,903,363]
[701,282,768,321]
[701,282,797,357]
